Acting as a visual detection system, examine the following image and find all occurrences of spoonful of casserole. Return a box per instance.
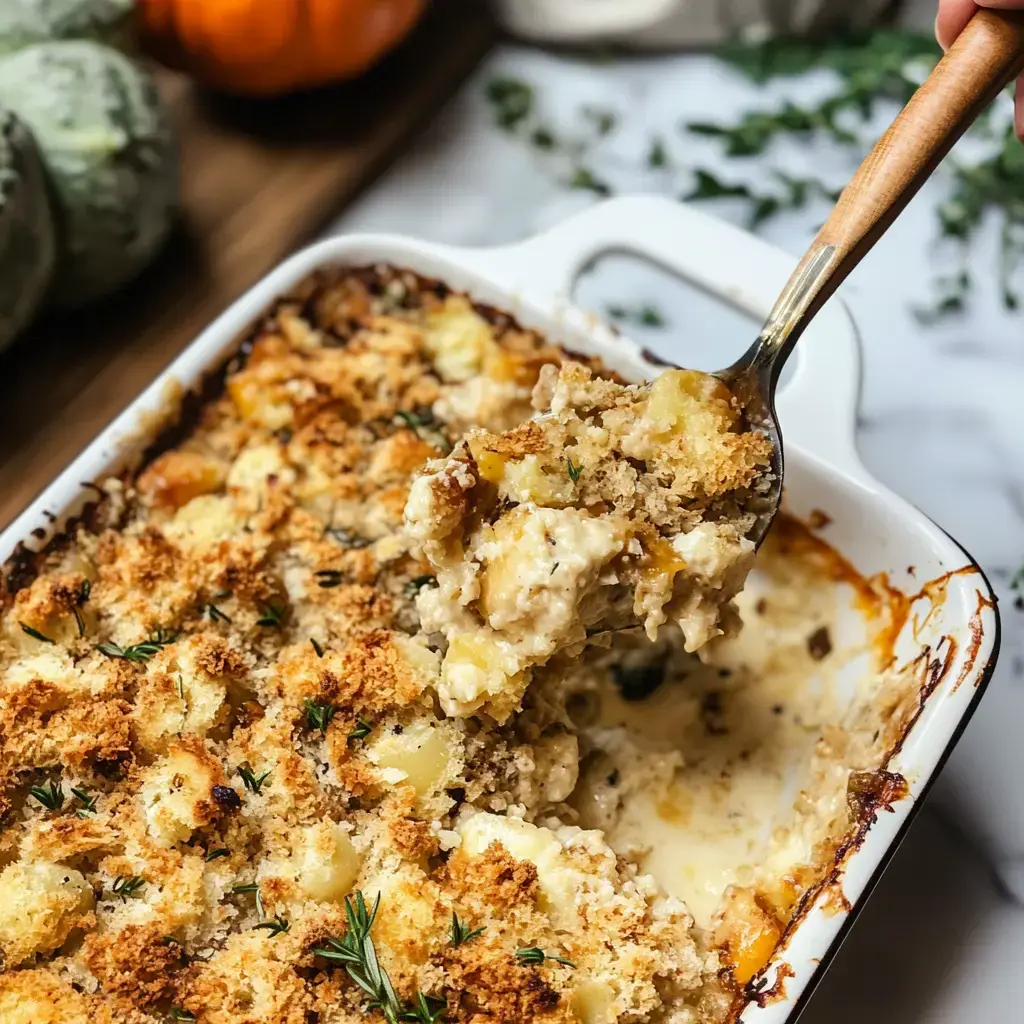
[405,8,1024,722]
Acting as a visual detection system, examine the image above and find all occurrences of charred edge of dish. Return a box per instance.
[952,590,994,691]
[746,961,796,1007]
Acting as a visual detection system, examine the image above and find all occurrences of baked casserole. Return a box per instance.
[0,267,930,1024]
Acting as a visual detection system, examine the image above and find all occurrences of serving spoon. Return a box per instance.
[718,8,1024,547]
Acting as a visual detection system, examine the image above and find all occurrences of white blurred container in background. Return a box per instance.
[496,0,934,46]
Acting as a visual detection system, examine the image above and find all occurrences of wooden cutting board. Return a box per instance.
[0,0,496,530]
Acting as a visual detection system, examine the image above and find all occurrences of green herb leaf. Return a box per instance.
[70,786,97,817]
[304,699,338,735]
[582,105,617,136]
[29,780,64,810]
[256,603,287,628]
[170,1010,197,1023]
[607,304,667,329]
[205,848,230,862]
[206,603,231,624]
[254,916,289,937]
[515,946,575,968]
[310,637,325,658]
[111,875,146,901]
[647,136,668,168]
[97,628,177,662]
[569,167,612,196]
[486,76,534,130]
[402,992,446,1024]
[404,575,436,598]
[531,126,557,150]
[348,718,373,742]
[19,622,54,644]
[315,569,345,589]
[566,457,582,484]
[237,766,272,794]
[449,911,484,948]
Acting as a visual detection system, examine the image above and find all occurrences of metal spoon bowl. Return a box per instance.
[717,8,1024,549]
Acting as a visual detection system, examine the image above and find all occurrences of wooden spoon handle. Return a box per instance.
[760,9,1024,355]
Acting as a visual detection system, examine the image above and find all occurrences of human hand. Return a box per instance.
[936,0,1024,136]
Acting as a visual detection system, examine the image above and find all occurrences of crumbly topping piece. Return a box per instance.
[405,361,771,720]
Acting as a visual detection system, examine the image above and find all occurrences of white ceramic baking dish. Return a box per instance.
[0,195,999,1021]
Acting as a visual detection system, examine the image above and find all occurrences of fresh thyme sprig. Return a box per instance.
[304,699,338,734]
[71,786,97,817]
[29,780,64,810]
[110,875,146,901]
[515,946,576,968]
[449,912,484,948]
[19,622,54,644]
[97,628,177,662]
[237,766,272,794]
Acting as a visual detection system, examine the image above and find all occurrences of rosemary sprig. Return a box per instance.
[73,579,91,637]
[315,570,344,588]
[254,916,289,937]
[205,848,230,862]
[237,766,272,794]
[449,911,484,948]
[310,637,325,658]
[29,780,64,810]
[231,882,266,918]
[396,408,436,430]
[71,786,97,817]
[304,699,337,734]
[97,628,177,662]
[349,718,373,742]
[515,946,575,968]
[111,875,146,901]
[256,602,287,628]
[19,622,54,644]
[404,575,436,598]
[402,993,446,1024]
[170,1010,196,1023]
[566,457,582,484]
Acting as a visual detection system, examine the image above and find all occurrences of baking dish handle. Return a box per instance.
[472,196,864,471]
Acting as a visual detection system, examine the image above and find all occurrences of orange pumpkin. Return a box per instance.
[136,0,429,96]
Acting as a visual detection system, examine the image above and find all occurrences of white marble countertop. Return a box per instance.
[328,43,1024,1020]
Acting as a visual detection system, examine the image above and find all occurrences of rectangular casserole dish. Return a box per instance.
[0,195,999,1021]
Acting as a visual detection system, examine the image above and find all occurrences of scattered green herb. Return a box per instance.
[19,622,54,644]
[531,126,557,150]
[449,912,485,948]
[256,603,287,628]
[315,569,345,588]
[29,780,64,810]
[97,628,177,662]
[515,946,576,968]
[73,579,91,637]
[1011,563,1024,611]
[606,304,667,328]
[111,875,146,901]
[237,766,272,794]
[349,718,373,742]
[405,575,436,598]
[396,408,435,430]
[647,136,668,168]
[304,699,338,735]
[254,916,289,937]
[403,992,446,1024]
[170,1010,196,1023]
[205,848,230,862]
[566,457,582,484]
[71,786,97,817]
[486,76,534,130]
[310,637,325,658]
[206,603,231,624]
[569,167,612,196]
[582,105,617,135]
